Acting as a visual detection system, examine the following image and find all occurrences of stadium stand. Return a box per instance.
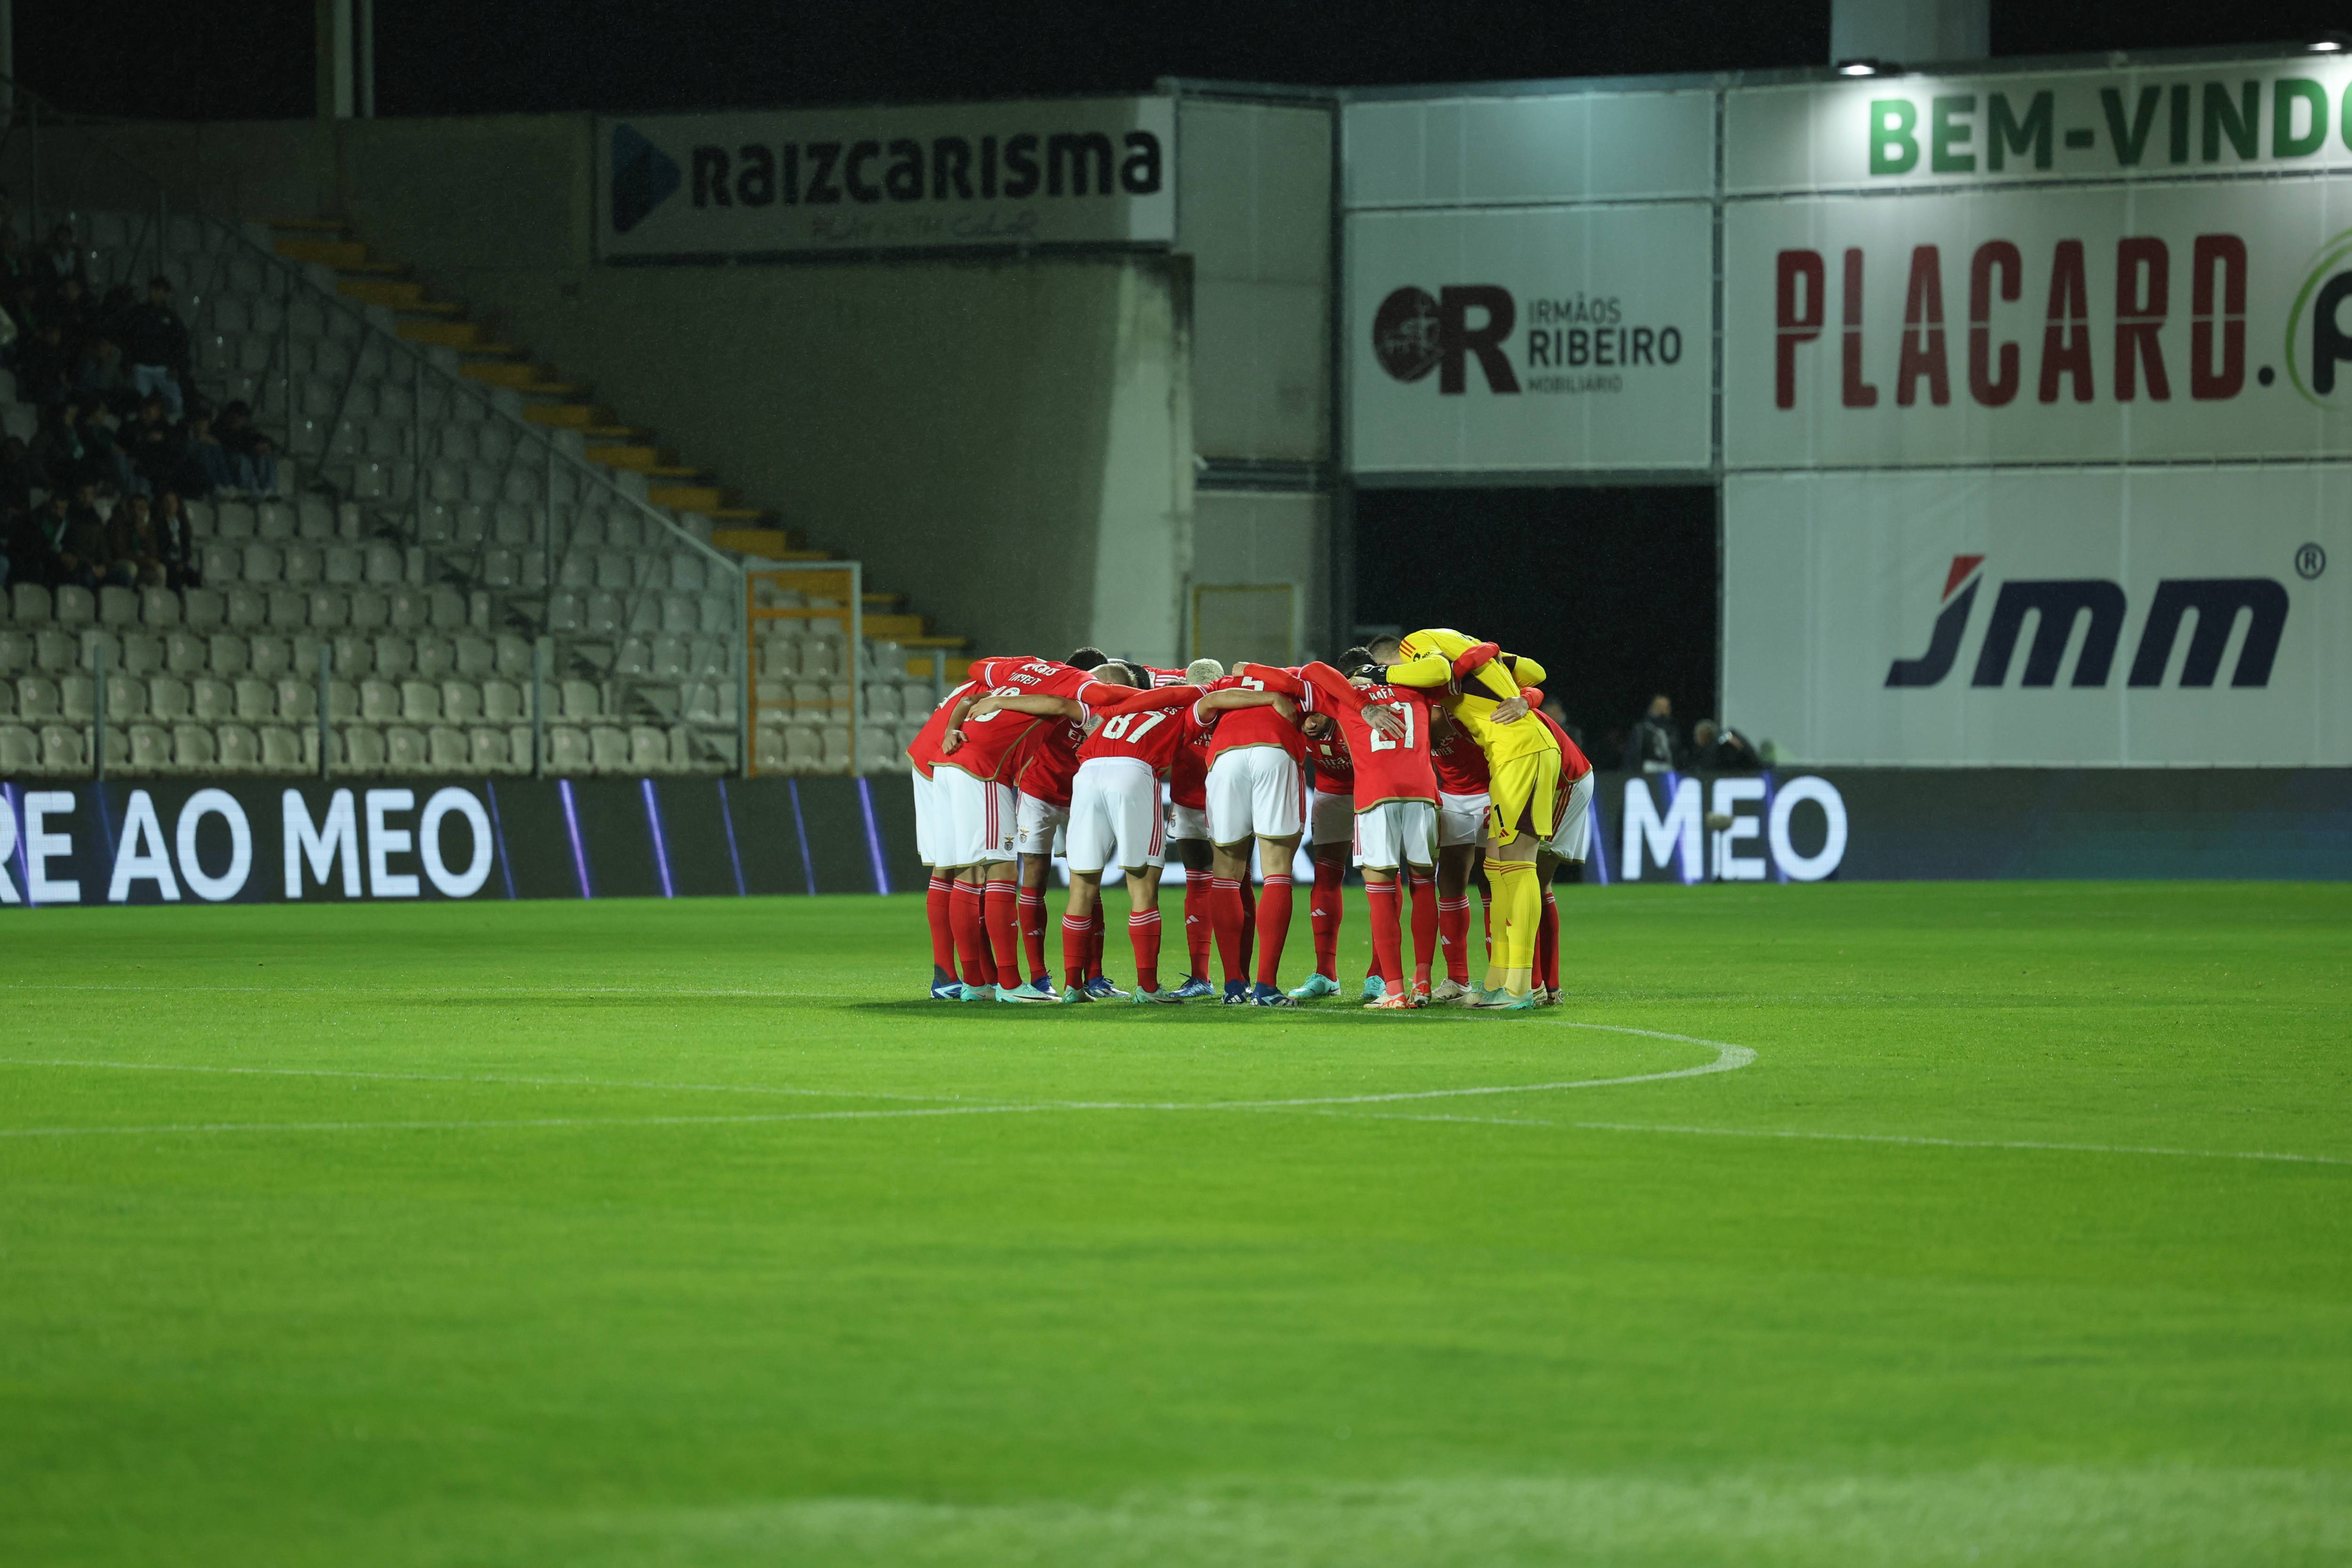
[0,207,972,777]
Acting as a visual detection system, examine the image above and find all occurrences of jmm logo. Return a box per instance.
[1886,557,2290,688]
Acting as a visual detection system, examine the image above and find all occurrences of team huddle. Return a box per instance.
[905,631,1595,1010]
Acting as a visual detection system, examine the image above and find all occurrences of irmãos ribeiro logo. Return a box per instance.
[2285,227,2352,404]
[1372,285,1685,397]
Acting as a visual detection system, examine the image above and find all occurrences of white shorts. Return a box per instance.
[1357,799,1438,870]
[935,766,1018,866]
[1166,802,1210,842]
[1066,757,1164,875]
[1308,788,1354,847]
[1205,747,1306,844]
[912,769,942,867]
[1438,790,1491,849]
[1544,770,1596,862]
[1015,790,1068,857]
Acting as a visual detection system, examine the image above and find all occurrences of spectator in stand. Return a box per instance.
[36,222,82,296]
[16,310,69,404]
[124,392,183,495]
[76,398,135,493]
[28,399,88,489]
[20,492,72,585]
[1690,719,1762,771]
[55,480,131,590]
[148,489,199,588]
[0,436,32,517]
[1622,693,1681,775]
[50,274,96,345]
[176,409,235,498]
[218,400,278,494]
[121,277,191,418]
[107,493,182,589]
[73,334,130,407]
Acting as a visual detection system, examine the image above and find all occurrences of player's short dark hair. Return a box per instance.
[1363,633,1403,662]
[1067,646,1110,670]
[1337,645,1377,679]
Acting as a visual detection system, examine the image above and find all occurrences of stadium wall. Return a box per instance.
[2,768,2342,907]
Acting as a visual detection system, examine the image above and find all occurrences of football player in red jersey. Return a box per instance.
[935,651,1181,1002]
[976,667,1293,1001]
[1427,706,1494,1003]
[1284,645,1367,1001]
[1140,658,1224,999]
[1196,663,1317,1005]
[1526,692,1595,1006]
[1297,656,1442,1008]
[1009,703,1096,999]
[906,675,982,998]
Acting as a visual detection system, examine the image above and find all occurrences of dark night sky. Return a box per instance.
[19,0,2352,121]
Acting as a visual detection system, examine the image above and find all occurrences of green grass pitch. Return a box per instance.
[2,882,2347,1566]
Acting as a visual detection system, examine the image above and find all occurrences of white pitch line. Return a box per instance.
[0,1021,1752,1119]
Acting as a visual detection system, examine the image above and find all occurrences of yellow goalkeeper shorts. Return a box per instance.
[1484,744,1562,848]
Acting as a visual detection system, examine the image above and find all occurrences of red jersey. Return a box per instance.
[937,657,1113,783]
[1195,664,1311,761]
[1077,686,1201,775]
[1299,662,1439,807]
[1168,724,1213,811]
[1531,704,1593,783]
[1141,664,1191,687]
[1430,707,1492,796]
[905,679,978,780]
[1303,721,1353,796]
[1014,715,1090,806]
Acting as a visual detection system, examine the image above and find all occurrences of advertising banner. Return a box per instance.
[1595,768,2352,881]
[1727,58,2352,195]
[1725,177,2352,466]
[1347,203,1714,474]
[1721,467,2349,765]
[1345,89,1716,208]
[597,97,1174,260]
[0,777,924,907]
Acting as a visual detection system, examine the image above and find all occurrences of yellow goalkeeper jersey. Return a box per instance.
[1384,628,1558,766]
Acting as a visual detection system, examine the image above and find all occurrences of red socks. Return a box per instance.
[1539,889,1560,994]
[1407,869,1438,986]
[1183,869,1211,979]
[983,876,1022,988]
[926,876,956,976]
[1365,877,1403,994]
[950,881,990,987]
[1061,909,1092,990]
[1253,873,1293,988]
[1018,886,1048,983]
[1210,876,1249,984]
[1308,856,1343,979]
[1088,905,1106,983]
[1437,892,1471,983]
[1128,908,1161,994]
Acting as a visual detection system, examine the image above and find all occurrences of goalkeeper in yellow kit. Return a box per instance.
[1366,629,1557,1010]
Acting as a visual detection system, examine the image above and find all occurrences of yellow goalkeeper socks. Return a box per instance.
[1484,858,1540,997]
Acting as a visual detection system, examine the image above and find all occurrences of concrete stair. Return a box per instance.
[269,217,970,662]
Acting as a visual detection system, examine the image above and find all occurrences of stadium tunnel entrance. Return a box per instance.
[1350,486,1719,771]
